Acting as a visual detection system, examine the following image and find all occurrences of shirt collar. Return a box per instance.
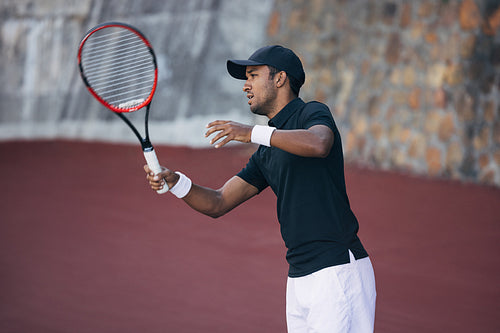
[268,98,305,128]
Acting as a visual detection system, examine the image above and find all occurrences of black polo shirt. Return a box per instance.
[237,98,368,277]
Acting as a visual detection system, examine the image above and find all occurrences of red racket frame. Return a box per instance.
[77,22,158,114]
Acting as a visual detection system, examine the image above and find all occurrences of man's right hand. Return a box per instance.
[144,165,180,192]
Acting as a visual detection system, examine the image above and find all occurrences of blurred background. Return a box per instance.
[1,1,500,332]
[1,0,499,186]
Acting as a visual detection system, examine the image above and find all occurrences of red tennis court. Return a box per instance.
[1,140,499,332]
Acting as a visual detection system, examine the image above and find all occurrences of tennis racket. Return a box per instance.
[78,22,168,194]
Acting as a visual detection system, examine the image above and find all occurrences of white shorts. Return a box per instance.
[286,251,376,333]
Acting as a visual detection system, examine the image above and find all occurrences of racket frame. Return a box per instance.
[77,22,158,114]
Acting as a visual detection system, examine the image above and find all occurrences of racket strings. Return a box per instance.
[82,40,151,69]
[83,53,151,76]
[86,60,153,87]
[82,31,140,51]
[80,27,156,111]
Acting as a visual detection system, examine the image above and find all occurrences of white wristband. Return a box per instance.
[251,125,276,147]
[170,172,192,198]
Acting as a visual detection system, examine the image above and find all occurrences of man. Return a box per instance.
[145,45,376,332]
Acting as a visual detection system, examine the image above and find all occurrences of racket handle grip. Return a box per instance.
[144,149,169,194]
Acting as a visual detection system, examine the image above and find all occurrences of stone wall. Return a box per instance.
[267,0,500,186]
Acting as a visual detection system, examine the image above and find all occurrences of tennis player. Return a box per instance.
[145,45,376,333]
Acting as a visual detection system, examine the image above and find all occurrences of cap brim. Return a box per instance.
[227,59,264,80]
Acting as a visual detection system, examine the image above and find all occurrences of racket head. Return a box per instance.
[78,22,158,113]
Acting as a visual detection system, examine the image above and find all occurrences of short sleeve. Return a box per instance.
[236,150,269,193]
[299,101,335,132]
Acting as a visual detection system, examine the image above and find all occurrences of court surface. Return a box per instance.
[1,140,499,332]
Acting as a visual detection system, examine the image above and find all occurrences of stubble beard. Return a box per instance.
[250,103,268,116]
[249,82,277,116]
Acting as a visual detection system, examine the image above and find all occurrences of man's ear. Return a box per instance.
[276,71,287,88]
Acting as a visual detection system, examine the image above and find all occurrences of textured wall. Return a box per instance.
[1,0,499,186]
[267,0,500,186]
[0,0,273,146]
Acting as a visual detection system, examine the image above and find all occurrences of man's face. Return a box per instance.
[243,65,277,116]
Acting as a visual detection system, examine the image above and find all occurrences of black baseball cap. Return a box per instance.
[227,45,305,87]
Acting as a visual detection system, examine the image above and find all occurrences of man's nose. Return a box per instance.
[243,81,251,92]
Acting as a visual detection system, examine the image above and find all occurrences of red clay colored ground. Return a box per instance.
[1,140,499,332]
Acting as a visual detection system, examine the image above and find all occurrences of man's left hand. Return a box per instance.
[205,120,253,148]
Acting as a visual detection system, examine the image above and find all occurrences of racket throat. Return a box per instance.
[141,139,154,152]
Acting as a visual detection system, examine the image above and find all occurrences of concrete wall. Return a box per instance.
[0,0,273,146]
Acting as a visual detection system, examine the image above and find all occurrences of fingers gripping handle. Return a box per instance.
[144,149,169,194]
